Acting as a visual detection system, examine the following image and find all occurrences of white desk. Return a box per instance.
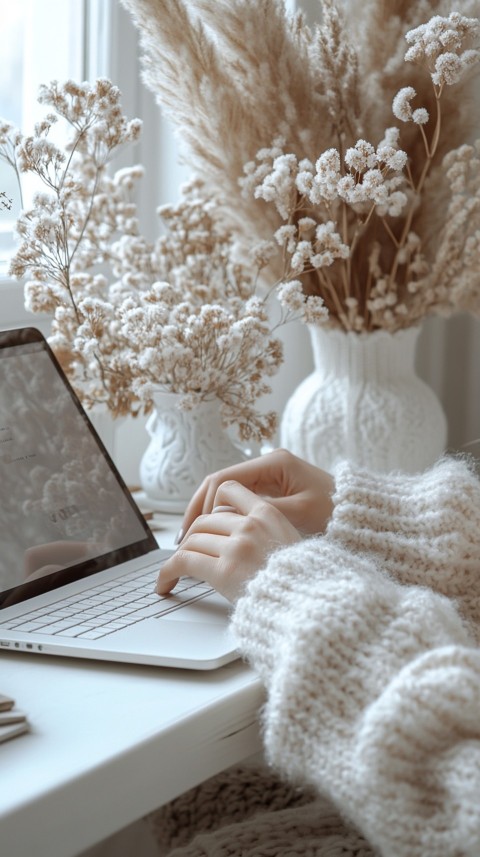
[0,513,264,857]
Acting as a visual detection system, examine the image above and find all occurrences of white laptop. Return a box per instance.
[0,327,238,669]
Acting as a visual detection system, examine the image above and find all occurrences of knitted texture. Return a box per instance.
[147,765,316,854]
[327,456,480,638]
[147,766,375,857]
[230,458,480,856]
[150,768,375,857]
[165,799,373,857]
[147,458,480,856]
[280,327,447,474]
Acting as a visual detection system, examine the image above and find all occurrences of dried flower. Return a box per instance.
[238,10,480,332]
[404,12,480,86]
[121,0,480,333]
[2,82,282,441]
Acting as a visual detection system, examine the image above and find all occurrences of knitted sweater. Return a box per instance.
[149,457,480,857]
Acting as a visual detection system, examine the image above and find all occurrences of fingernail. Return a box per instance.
[174,528,184,545]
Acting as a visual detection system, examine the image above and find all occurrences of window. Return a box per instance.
[0,0,136,329]
[0,0,185,282]
[0,0,86,268]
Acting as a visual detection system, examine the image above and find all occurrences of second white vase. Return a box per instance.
[139,392,245,512]
[280,325,447,474]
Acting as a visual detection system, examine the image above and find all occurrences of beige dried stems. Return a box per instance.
[1,81,283,440]
[121,0,480,332]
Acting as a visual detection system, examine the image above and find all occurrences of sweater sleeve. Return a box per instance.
[230,536,480,857]
[326,456,480,631]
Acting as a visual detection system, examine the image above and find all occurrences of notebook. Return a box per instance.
[0,327,238,670]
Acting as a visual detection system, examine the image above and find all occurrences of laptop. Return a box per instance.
[0,327,238,669]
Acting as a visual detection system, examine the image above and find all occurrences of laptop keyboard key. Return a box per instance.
[12,620,49,632]
[54,624,101,637]
[0,572,216,640]
[76,630,106,640]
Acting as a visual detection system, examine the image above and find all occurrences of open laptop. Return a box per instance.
[0,327,238,669]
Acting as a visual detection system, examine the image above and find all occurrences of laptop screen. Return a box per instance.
[0,328,157,609]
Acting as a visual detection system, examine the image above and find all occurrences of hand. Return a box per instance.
[156,480,301,602]
[178,448,334,542]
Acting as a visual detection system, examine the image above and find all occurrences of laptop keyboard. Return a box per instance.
[0,564,214,640]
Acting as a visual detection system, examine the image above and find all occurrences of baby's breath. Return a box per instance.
[240,11,480,332]
[2,82,282,441]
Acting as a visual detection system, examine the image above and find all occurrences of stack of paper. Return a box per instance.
[0,693,29,744]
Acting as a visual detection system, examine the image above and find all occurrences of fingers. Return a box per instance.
[211,505,238,514]
[181,451,286,534]
[157,550,220,595]
[267,492,311,532]
[212,481,266,517]
[156,450,335,605]
[156,490,301,603]
[157,510,242,595]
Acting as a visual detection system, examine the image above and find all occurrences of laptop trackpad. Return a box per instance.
[163,590,231,625]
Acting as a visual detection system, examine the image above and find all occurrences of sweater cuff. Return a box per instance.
[230,538,324,681]
[326,455,480,579]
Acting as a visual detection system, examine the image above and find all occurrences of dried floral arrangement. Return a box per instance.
[0,80,282,440]
[121,0,480,332]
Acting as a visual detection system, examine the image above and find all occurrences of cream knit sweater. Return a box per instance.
[150,457,480,857]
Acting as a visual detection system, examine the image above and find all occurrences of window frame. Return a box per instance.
[0,0,185,328]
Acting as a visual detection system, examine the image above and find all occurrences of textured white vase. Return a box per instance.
[280,325,447,474]
[139,392,245,512]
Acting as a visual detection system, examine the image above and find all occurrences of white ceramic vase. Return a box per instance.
[280,325,447,474]
[139,391,245,512]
